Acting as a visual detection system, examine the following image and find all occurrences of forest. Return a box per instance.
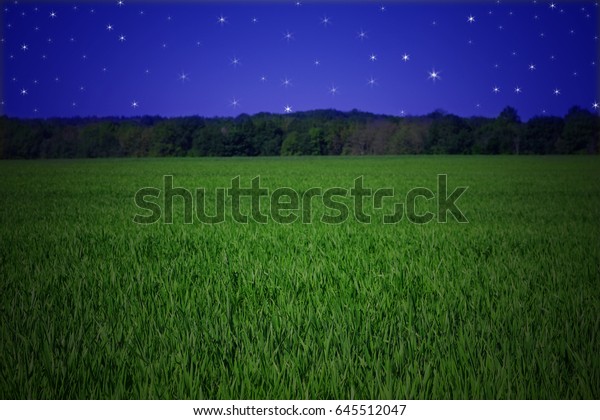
[0,106,598,158]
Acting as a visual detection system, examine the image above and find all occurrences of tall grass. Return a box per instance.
[0,156,598,399]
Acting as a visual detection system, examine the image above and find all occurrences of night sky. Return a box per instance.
[1,1,599,120]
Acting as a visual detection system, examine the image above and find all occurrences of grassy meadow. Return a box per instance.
[0,156,599,399]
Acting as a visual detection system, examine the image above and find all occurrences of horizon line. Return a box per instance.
[2,105,598,122]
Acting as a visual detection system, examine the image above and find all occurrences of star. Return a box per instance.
[549,2,556,10]
[553,88,560,96]
[380,5,386,12]
[20,88,27,96]
[400,110,406,116]
[179,71,189,82]
[493,86,500,93]
[284,105,293,114]
[231,98,240,108]
[592,101,599,110]
[217,15,227,25]
[428,69,441,81]
[131,100,139,108]
[117,0,124,6]
[72,101,77,107]
[7,3,595,121]
[49,11,56,18]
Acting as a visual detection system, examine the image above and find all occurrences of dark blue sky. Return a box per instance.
[2,1,599,119]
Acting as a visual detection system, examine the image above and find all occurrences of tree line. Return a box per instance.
[0,106,598,159]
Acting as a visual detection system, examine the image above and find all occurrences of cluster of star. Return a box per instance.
[2,1,598,118]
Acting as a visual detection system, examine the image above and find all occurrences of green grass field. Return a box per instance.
[1,156,599,399]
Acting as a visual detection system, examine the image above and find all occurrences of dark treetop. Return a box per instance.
[1,106,599,158]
